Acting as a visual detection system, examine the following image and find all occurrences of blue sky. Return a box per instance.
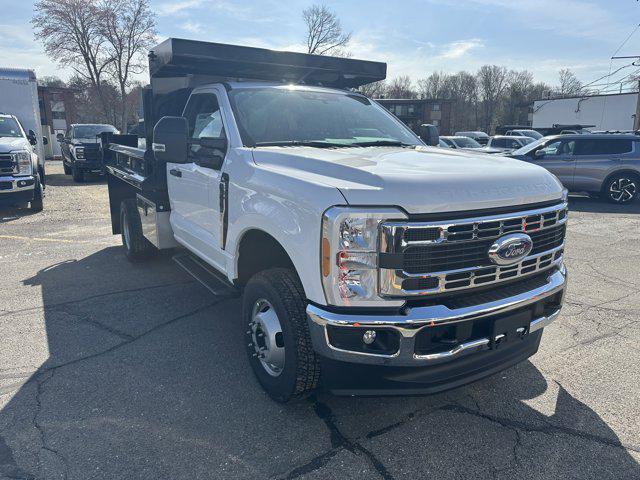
[1,0,639,88]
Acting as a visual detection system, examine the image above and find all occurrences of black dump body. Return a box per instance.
[102,37,387,234]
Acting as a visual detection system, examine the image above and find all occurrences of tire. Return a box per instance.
[63,162,71,175]
[603,174,638,204]
[119,199,156,262]
[72,164,84,183]
[243,268,320,402]
[30,176,44,212]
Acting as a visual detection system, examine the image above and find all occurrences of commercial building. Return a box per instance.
[376,98,453,135]
[532,92,639,132]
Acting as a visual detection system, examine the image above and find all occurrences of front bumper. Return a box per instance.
[307,266,566,369]
[0,175,35,205]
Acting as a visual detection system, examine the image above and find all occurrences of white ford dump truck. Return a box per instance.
[102,39,568,402]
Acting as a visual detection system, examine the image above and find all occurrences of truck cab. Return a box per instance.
[0,114,44,211]
[103,39,568,402]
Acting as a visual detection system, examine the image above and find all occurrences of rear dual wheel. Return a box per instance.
[119,199,156,262]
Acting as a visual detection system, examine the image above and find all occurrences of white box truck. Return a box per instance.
[0,68,46,211]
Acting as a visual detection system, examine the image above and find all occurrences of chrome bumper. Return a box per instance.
[0,175,35,193]
[307,266,566,367]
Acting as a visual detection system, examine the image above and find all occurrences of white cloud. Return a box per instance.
[438,39,484,59]
[0,24,63,79]
[157,0,202,16]
[180,21,203,34]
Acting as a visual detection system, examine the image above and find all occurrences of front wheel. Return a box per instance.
[30,175,44,212]
[604,175,638,204]
[243,268,320,402]
[72,164,84,183]
[63,162,71,175]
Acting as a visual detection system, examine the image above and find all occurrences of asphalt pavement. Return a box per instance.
[0,161,639,479]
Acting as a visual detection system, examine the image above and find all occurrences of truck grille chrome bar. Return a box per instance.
[379,202,568,297]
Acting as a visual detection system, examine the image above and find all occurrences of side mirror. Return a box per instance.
[27,129,37,145]
[419,123,439,146]
[152,116,189,164]
[534,150,546,158]
[42,136,49,146]
[56,133,64,142]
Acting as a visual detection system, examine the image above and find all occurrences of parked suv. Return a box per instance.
[505,129,543,140]
[58,124,118,182]
[510,134,640,203]
[454,130,490,145]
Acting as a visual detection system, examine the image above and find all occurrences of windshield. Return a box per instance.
[0,117,23,138]
[72,125,118,138]
[453,137,481,148]
[227,87,421,147]
[516,130,542,140]
[512,136,546,155]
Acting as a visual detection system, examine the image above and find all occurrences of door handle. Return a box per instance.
[169,168,182,178]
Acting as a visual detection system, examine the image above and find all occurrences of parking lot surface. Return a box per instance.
[0,161,639,480]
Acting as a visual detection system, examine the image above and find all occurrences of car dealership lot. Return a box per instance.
[0,161,639,480]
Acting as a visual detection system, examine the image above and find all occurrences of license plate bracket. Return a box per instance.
[491,311,531,349]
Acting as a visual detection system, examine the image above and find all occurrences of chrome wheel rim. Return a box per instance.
[609,178,637,203]
[249,299,285,377]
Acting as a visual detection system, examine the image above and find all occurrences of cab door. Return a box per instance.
[528,138,576,189]
[166,89,228,271]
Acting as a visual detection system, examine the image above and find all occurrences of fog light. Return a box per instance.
[363,330,376,345]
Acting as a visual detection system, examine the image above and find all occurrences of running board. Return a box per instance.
[173,252,239,298]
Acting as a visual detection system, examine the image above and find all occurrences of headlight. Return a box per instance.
[321,206,407,307]
[74,146,85,159]
[12,151,32,175]
[561,187,569,203]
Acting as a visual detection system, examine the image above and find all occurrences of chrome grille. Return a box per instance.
[379,203,567,297]
[0,154,15,174]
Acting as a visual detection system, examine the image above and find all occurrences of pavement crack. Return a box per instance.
[0,280,195,318]
[33,370,69,480]
[441,403,640,454]
[33,298,230,378]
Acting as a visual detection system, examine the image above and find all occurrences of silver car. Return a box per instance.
[510,134,640,204]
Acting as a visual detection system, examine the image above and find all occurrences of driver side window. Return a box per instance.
[183,92,227,168]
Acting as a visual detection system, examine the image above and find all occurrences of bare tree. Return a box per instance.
[33,0,113,118]
[101,0,156,130]
[303,4,351,55]
[477,65,509,132]
[357,80,387,98]
[385,76,415,99]
[557,69,583,96]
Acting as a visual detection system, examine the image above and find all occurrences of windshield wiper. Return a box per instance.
[253,140,347,148]
[349,140,415,148]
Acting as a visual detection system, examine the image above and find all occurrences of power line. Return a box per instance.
[611,23,640,58]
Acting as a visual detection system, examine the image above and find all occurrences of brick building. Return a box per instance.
[375,98,453,135]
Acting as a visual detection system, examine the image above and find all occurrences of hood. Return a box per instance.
[71,138,100,145]
[0,136,29,153]
[251,146,564,214]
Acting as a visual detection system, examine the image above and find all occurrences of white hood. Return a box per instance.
[0,136,29,153]
[251,146,564,214]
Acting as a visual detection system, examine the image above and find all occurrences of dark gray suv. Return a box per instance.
[510,134,640,204]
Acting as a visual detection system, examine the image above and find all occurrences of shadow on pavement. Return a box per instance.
[0,247,638,479]
[569,195,640,214]
[44,173,106,187]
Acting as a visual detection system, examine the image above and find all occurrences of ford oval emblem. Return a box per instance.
[488,233,533,266]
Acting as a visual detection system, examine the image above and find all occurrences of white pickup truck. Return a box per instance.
[102,39,568,402]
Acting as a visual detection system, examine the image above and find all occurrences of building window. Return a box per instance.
[432,103,441,112]
[408,105,415,115]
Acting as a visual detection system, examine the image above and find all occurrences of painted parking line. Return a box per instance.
[0,234,114,246]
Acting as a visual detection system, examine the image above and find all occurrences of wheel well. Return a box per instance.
[601,170,640,192]
[236,230,296,286]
